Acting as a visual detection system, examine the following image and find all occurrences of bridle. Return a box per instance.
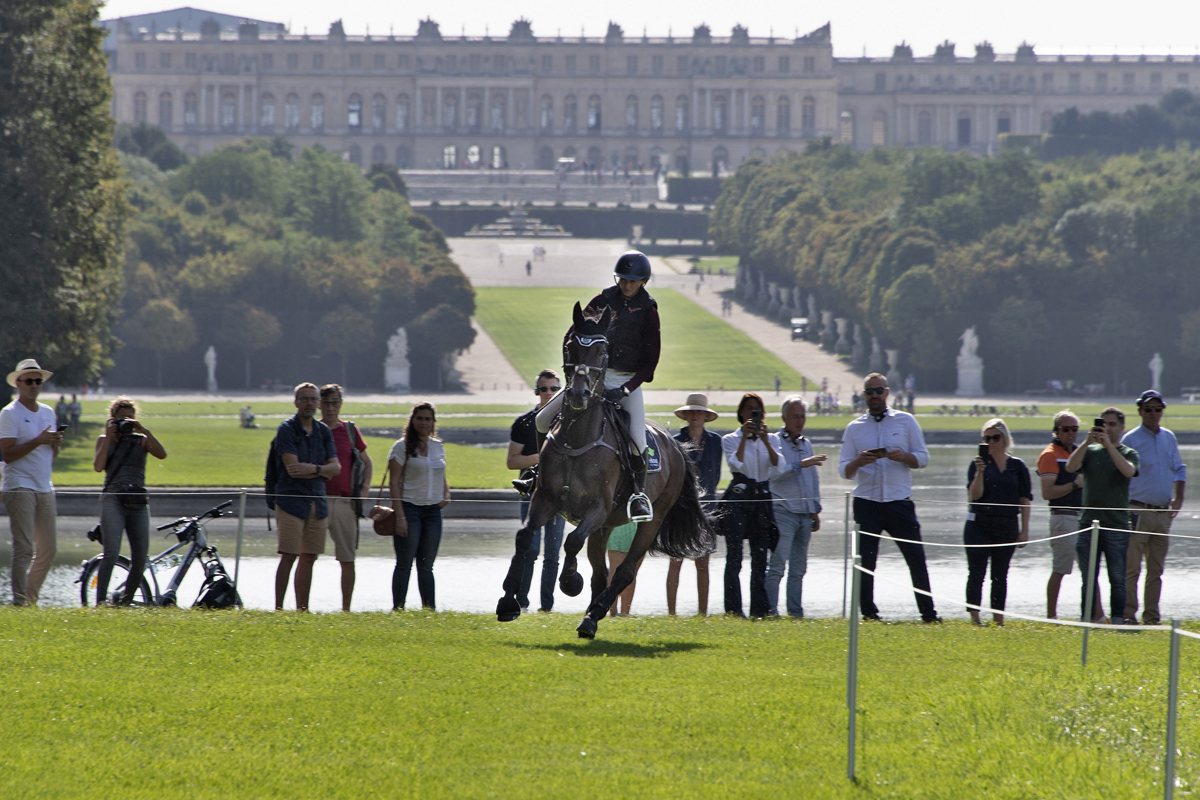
[563,333,608,400]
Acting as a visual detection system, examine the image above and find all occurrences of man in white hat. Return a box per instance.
[667,393,722,615]
[0,359,63,605]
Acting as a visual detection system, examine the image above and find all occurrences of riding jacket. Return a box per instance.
[586,284,661,391]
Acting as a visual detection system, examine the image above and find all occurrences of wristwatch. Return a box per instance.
[313,465,320,478]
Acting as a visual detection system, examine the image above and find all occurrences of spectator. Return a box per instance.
[1065,407,1139,624]
[964,419,1031,626]
[1122,390,1186,625]
[721,393,785,618]
[271,382,340,612]
[239,405,259,429]
[0,359,63,606]
[766,396,825,618]
[669,393,722,616]
[55,395,68,431]
[388,403,450,610]
[508,369,565,614]
[1038,410,1100,620]
[606,521,643,615]
[68,393,81,436]
[838,373,941,623]
[319,384,373,613]
[92,397,167,605]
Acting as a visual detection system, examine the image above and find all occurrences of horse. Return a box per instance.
[495,302,718,639]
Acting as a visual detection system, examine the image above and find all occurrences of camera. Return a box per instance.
[116,417,137,436]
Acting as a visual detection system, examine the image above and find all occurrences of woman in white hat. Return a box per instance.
[666,393,722,615]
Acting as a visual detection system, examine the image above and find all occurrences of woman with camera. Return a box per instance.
[92,397,167,605]
[965,418,1031,626]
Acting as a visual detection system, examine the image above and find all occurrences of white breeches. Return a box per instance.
[534,371,646,453]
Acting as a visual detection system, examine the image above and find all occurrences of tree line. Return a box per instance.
[712,138,1200,395]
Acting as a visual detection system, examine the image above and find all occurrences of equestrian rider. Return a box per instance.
[533,251,661,522]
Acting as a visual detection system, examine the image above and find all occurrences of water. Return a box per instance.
[12,445,1200,620]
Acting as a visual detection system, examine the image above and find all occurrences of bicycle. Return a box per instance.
[77,500,243,609]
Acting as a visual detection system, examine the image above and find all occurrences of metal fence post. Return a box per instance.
[233,490,246,592]
[1082,519,1100,667]
[1165,619,1181,800]
[842,492,850,619]
[847,554,862,783]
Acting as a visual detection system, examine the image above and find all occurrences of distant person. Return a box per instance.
[68,393,81,435]
[239,405,258,429]
[1065,407,1139,624]
[55,395,68,430]
[964,419,1031,626]
[319,384,373,613]
[271,382,340,612]
[1122,390,1186,625]
[721,393,784,618]
[525,260,532,277]
[838,373,941,623]
[498,251,504,267]
[508,370,565,614]
[669,394,722,616]
[606,521,643,615]
[774,375,781,396]
[0,359,63,606]
[92,397,167,605]
[388,402,450,610]
[1038,410,1098,620]
[767,396,825,618]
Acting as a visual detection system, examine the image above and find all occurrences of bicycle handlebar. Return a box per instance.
[155,499,235,531]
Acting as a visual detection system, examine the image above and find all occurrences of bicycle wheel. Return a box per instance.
[79,556,152,607]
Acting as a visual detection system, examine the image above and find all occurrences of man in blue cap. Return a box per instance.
[1121,390,1186,625]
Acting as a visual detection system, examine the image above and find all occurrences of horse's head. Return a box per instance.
[562,302,610,412]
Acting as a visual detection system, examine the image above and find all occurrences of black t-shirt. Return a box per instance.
[967,456,1033,518]
[510,407,540,457]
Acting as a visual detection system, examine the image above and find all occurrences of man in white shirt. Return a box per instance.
[838,373,941,623]
[0,359,63,606]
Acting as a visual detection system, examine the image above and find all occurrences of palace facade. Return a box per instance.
[106,13,1200,171]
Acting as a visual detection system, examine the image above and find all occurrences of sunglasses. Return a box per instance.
[983,434,1003,443]
[19,377,43,385]
[1142,406,1165,413]
[862,387,886,396]
[1056,425,1079,433]
[536,386,561,394]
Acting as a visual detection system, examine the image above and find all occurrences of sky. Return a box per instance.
[99,0,1200,58]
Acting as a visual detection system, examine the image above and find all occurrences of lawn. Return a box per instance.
[0,610,1195,798]
[474,286,806,392]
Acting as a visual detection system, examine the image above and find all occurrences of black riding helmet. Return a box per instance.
[613,250,652,282]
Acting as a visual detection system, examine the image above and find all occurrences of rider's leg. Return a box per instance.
[535,390,566,434]
[607,376,652,521]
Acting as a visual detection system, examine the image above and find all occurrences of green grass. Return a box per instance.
[474,287,806,392]
[0,610,1196,798]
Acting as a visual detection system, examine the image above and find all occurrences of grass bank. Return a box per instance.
[0,610,1194,798]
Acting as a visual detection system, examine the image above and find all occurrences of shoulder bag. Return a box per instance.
[368,449,408,537]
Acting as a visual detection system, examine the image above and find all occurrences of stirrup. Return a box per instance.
[627,492,654,523]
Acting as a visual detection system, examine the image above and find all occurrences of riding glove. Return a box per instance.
[603,387,629,404]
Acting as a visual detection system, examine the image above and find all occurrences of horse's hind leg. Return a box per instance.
[577,520,662,639]
[496,492,556,621]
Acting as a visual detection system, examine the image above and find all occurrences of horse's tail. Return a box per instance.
[651,442,719,559]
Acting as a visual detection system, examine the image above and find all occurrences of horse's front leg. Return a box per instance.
[558,509,606,598]
[580,520,663,638]
[496,490,558,622]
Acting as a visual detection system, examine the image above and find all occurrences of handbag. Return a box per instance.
[104,436,149,509]
[368,458,406,537]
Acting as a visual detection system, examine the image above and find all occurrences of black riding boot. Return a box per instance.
[627,452,653,522]
[512,466,539,498]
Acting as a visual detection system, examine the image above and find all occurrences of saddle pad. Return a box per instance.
[645,436,662,473]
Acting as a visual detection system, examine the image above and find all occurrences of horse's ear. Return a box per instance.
[572,302,584,329]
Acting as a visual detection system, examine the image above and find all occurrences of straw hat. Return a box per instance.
[674,393,718,422]
[6,358,53,388]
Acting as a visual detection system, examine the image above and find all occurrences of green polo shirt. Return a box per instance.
[1078,442,1140,532]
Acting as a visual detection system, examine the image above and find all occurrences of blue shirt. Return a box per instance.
[771,431,823,515]
[1122,424,1187,507]
[273,416,337,520]
[675,428,723,500]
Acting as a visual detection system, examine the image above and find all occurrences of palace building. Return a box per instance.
[105,11,1200,171]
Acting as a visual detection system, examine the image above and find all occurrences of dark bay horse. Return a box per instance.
[495,302,717,639]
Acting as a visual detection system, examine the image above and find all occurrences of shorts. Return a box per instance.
[608,522,638,553]
[1049,514,1077,574]
[327,496,358,562]
[276,505,328,556]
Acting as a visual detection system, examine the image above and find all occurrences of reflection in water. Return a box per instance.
[14,446,1200,619]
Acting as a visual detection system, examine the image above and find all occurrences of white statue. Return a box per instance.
[204,346,218,393]
[1149,352,1164,394]
[955,326,985,397]
[385,328,411,393]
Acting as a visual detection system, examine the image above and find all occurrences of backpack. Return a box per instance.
[344,420,366,518]
[264,417,301,511]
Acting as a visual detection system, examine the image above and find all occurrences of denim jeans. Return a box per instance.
[517,499,565,611]
[765,508,813,618]
[97,493,150,605]
[1075,527,1129,621]
[392,502,442,609]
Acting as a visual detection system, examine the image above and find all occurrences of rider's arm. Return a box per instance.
[621,305,661,393]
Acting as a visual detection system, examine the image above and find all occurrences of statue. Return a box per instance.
[1149,352,1164,394]
[385,328,411,393]
[820,311,836,350]
[807,293,818,326]
[834,318,850,355]
[869,336,884,374]
[204,346,218,393]
[851,323,866,366]
[885,349,902,389]
[955,326,985,397]
[766,281,781,316]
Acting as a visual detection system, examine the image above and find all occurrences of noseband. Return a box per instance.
[563,334,608,399]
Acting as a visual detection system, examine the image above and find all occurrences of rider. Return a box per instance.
[534,251,660,522]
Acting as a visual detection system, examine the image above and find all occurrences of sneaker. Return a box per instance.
[922,616,944,624]
[861,613,882,621]
[537,608,551,614]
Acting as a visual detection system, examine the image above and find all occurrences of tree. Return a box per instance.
[0,0,127,393]
[114,122,188,171]
[988,297,1052,392]
[316,305,374,387]
[217,303,281,388]
[286,147,368,241]
[406,304,476,390]
[122,299,197,387]
[1090,297,1150,395]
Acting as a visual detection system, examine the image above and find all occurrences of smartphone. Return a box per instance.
[868,447,888,457]
[978,443,989,460]
[748,409,762,439]
[1093,418,1106,429]
[58,424,68,432]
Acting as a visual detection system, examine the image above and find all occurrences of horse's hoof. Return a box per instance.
[560,572,584,597]
[496,596,522,622]
[576,617,597,639]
